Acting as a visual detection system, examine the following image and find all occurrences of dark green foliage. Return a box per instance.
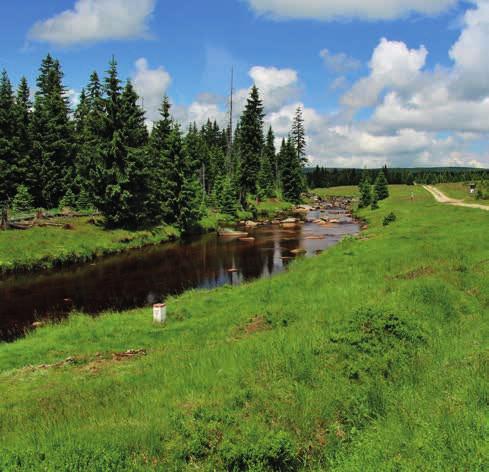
[383,212,397,226]
[219,176,238,216]
[358,177,372,208]
[291,106,307,166]
[14,77,32,189]
[30,55,75,208]
[0,69,19,203]
[257,152,274,200]
[264,126,278,185]
[371,193,379,210]
[59,189,77,209]
[280,138,304,203]
[11,185,34,213]
[374,170,389,200]
[120,80,148,148]
[220,431,299,471]
[331,306,426,381]
[237,86,264,198]
[76,188,93,211]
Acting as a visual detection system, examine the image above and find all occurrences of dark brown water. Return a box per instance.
[0,210,359,342]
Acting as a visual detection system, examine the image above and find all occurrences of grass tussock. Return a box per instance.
[0,185,488,470]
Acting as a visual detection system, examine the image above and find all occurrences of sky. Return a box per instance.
[1,0,489,168]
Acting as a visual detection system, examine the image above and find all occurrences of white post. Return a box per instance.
[153,303,167,323]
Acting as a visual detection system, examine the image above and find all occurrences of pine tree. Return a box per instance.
[14,77,33,190]
[0,69,19,203]
[59,188,77,209]
[281,137,303,203]
[358,177,372,208]
[120,80,148,148]
[238,85,264,199]
[219,176,238,216]
[371,192,379,210]
[374,170,389,201]
[257,152,274,200]
[30,55,75,208]
[291,106,307,166]
[264,126,278,186]
[11,185,34,214]
[177,177,202,233]
[88,58,156,228]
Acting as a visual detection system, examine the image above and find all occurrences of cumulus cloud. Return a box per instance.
[132,58,171,123]
[248,66,300,112]
[246,0,458,21]
[320,49,361,73]
[341,38,428,109]
[28,0,156,46]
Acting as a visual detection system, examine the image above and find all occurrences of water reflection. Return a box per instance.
[0,212,359,341]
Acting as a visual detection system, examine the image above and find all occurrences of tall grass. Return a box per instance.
[0,185,488,470]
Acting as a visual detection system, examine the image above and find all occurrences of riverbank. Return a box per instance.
[1,185,488,470]
[0,199,293,276]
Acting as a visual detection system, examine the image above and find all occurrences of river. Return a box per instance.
[0,209,359,342]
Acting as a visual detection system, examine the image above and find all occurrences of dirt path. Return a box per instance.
[423,185,489,212]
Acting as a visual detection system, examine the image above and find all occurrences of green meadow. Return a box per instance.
[435,182,489,205]
[1,185,488,470]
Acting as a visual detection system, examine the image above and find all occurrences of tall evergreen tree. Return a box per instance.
[14,77,32,189]
[374,170,389,201]
[0,69,19,203]
[291,106,307,165]
[88,58,156,228]
[238,85,264,200]
[264,126,278,185]
[30,55,75,208]
[358,176,372,208]
[281,137,303,203]
[257,152,274,199]
[120,79,148,148]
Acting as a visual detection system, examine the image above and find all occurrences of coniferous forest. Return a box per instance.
[0,55,307,231]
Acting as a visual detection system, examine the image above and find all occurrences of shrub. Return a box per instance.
[383,212,397,226]
[330,306,426,381]
[220,431,299,471]
[11,185,34,213]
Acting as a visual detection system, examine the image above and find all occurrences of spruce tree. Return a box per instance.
[374,170,389,201]
[88,58,156,228]
[264,126,278,185]
[219,176,238,216]
[291,106,307,165]
[14,77,33,190]
[238,85,264,199]
[120,80,148,148]
[281,137,303,203]
[0,69,18,203]
[59,188,77,209]
[30,55,75,208]
[358,177,372,208]
[11,185,34,214]
[257,152,274,200]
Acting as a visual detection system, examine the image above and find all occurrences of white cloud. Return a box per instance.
[246,0,458,21]
[132,58,171,123]
[248,66,299,112]
[28,0,156,46]
[320,49,361,73]
[342,38,428,109]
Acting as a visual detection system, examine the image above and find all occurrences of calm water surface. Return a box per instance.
[0,210,359,341]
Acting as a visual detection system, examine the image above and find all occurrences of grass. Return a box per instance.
[435,182,489,205]
[1,185,488,470]
[0,199,294,276]
[0,216,180,275]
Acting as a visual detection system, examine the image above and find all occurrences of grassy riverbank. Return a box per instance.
[0,199,291,276]
[1,185,488,470]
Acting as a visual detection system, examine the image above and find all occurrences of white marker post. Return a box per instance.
[153,303,167,323]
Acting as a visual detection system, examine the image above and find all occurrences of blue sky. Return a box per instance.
[1,0,488,168]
